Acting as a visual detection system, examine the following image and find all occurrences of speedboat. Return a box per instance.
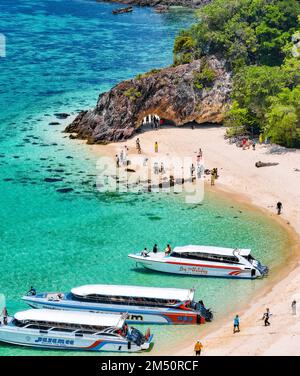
[0,309,152,352]
[128,245,269,279]
[22,284,213,324]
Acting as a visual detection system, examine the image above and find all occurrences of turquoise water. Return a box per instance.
[0,0,290,356]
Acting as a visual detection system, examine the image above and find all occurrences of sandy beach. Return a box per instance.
[82,124,300,356]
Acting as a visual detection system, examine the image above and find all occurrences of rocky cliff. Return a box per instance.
[65,56,231,143]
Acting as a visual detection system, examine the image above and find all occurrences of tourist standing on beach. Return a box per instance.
[276,202,282,215]
[160,162,165,174]
[123,148,127,166]
[211,171,215,186]
[292,300,296,315]
[194,340,203,356]
[233,315,240,333]
[197,164,203,179]
[154,141,158,153]
[262,308,271,326]
[153,162,159,175]
[190,163,195,178]
[136,138,140,151]
[115,154,120,168]
[242,138,247,150]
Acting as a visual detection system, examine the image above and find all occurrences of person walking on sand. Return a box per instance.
[154,141,158,153]
[233,315,240,333]
[292,300,296,316]
[194,340,203,356]
[276,202,282,215]
[262,308,271,326]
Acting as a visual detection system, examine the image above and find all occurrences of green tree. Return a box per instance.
[224,101,254,136]
[174,0,300,69]
[265,86,300,147]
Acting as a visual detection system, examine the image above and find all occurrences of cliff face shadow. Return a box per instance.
[134,120,222,137]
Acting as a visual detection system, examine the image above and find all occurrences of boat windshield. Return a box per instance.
[170,252,240,264]
[13,318,110,333]
[71,293,181,308]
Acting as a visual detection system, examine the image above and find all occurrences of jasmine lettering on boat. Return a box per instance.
[34,337,74,345]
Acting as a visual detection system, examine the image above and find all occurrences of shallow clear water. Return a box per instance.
[0,0,290,356]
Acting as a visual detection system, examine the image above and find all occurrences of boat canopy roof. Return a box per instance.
[71,285,194,302]
[173,245,251,257]
[14,309,125,328]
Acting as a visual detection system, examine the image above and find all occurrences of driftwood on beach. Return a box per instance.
[255,161,279,168]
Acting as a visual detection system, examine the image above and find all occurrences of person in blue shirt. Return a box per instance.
[233,314,240,333]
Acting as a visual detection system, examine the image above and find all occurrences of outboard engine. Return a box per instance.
[127,328,145,346]
[196,301,213,322]
[253,260,269,277]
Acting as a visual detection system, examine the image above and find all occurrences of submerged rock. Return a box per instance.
[54,113,70,119]
[56,188,74,193]
[44,177,63,183]
[65,56,231,143]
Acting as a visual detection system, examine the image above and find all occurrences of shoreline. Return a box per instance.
[77,124,300,355]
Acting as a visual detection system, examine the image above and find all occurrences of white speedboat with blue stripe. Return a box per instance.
[0,309,152,352]
[128,245,269,279]
[22,284,213,325]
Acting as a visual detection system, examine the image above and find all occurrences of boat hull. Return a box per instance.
[130,257,255,279]
[0,327,150,352]
[22,296,205,325]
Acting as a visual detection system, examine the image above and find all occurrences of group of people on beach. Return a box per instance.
[194,300,297,355]
[142,115,162,130]
[242,137,256,151]
[240,134,271,151]
[114,136,221,193]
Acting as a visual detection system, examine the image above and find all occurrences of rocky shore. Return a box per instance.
[65,56,231,144]
[98,0,212,9]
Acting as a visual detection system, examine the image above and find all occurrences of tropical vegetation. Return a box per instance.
[174,0,300,147]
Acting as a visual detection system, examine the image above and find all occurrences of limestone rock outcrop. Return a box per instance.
[65,56,231,143]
